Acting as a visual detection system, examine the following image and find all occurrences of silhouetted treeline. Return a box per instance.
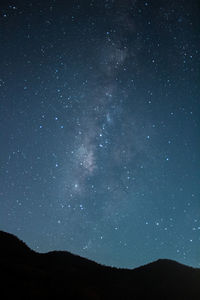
[0,230,199,299]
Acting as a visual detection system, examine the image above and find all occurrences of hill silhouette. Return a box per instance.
[0,230,199,299]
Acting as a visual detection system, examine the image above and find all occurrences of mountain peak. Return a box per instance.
[0,230,33,257]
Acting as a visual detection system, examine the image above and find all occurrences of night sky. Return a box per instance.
[0,0,200,269]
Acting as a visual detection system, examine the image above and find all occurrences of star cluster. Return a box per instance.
[0,0,199,268]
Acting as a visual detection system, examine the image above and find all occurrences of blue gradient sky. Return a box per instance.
[0,0,199,268]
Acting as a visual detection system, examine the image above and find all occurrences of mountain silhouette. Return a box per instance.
[0,230,199,299]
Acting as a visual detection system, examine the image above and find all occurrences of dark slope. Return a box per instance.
[0,231,199,299]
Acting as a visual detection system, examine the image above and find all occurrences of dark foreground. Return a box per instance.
[0,230,199,299]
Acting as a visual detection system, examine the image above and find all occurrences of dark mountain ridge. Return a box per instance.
[0,230,199,299]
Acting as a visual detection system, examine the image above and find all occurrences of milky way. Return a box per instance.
[0,0,200,268]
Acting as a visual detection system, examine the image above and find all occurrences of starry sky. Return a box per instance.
[0,0,200,269]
